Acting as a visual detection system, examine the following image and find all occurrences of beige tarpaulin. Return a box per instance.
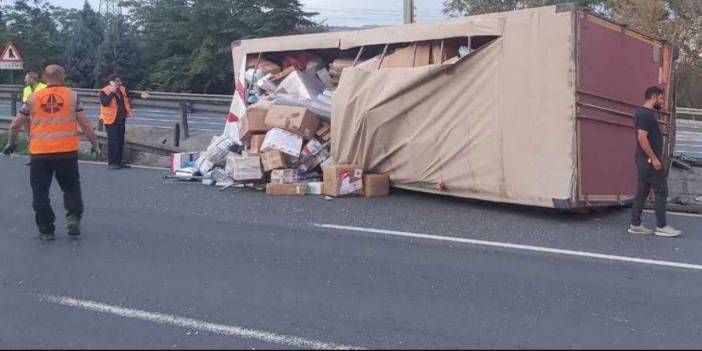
[332,6,577,207]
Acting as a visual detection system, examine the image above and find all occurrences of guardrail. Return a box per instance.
[0,84,231,139]
[0,116,181,156]
[678,108,702,117]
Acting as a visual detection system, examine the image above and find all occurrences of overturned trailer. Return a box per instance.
[224,5,676,208]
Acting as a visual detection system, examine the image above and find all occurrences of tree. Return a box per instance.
[94,14,142,88]
[3,0,63,74]
[442,0,611,17]
[62,1,103,87]
[124,0,318,93]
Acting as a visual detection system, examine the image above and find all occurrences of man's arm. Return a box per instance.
[126,88,151,100]
[8,113,29,146]
[75,110,98,147]
[99,91,115,107]
[637,130,662,170]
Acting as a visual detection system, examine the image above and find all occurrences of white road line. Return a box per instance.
[39,294,362,350]
[645,209,702,218]
[314,223,702,272]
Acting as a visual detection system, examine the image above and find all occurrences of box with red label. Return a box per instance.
[170,152,200,174]
[323,164,364,197]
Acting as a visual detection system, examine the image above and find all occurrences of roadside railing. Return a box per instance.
[0,84,231,143]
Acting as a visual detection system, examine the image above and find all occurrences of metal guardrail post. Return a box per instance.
[174,123,180,147]
[180,102,189,139]
[10,91,17,116]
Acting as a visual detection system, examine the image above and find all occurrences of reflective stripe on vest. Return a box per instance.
[99,85,133,125]
[28,86,79,155]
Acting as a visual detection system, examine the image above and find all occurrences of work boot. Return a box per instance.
[120,163,132,169]
[108,164,120,170]
[38,232,56,241]
[67,215,81,238]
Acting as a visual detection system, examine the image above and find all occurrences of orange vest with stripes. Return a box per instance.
[28,86,80,155]
[99,85,133,125]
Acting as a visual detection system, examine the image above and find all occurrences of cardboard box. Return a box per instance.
[225,154,262,181]
[274,70,325,100]
[430,40,459,65]
[247,134,266,155]
[363,174,390,197]
[239,108,269,141]
[323,164,364,197]
[265,105,320,140]
[261,128,304,157]
[316,122,331,143]
[170,152,200,174]
[266,183,307,196]
[261,150,286,171]
[270,169,299,184]
[381,42,431,68]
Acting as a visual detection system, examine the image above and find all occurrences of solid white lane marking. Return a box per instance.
[314,224,702,271]
[40,294,362,350]
[645,209,702,218]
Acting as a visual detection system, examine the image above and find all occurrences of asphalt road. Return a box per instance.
[0,101,227,132]
[1,156,702,348]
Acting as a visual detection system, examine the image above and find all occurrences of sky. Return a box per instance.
[49,0,449,27]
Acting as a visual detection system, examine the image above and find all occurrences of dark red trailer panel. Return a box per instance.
[575,11,675,205]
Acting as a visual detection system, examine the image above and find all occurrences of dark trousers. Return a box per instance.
[30,154,83,234]
[105,116,126,166]
[631,160,668,228]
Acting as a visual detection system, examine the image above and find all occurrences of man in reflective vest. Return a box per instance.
[99,74,150,170]
[22,71,47,103]
[3,65,100,241]
[21,72,47,166]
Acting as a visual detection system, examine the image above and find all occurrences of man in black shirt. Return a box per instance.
[628,86,681,237]
[99,74,151,170]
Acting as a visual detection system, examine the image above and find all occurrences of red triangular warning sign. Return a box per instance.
[1,42,23,62]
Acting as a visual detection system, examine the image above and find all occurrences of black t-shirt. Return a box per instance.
[634,107,663,164]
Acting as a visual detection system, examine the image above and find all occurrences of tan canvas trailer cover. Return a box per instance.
[332,6,578,208]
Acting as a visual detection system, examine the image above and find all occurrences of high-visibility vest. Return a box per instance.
[22,82,47,103]
[99,85,133,125]
[27,86,79,155]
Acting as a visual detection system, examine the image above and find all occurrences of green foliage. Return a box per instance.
[63,1,102,87]
[93,14,142,88]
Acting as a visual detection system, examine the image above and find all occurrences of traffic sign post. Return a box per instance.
[0,42,24,85]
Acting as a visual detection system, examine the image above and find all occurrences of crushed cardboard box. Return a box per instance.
[261,150,287,172]
[261,128,303,157]
[270,169,299,184]
[266,183,307,196]
[240,107,269,141]
[264,105,320,140]
[225,154,263,181]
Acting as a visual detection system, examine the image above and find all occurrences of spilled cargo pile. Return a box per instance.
[168,50,400,198]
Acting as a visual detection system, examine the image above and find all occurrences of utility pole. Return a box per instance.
[403,0,415,24]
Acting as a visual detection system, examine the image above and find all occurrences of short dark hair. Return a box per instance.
[26,71,39,80]
[645,86,664,100]
[108,74,121,82]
